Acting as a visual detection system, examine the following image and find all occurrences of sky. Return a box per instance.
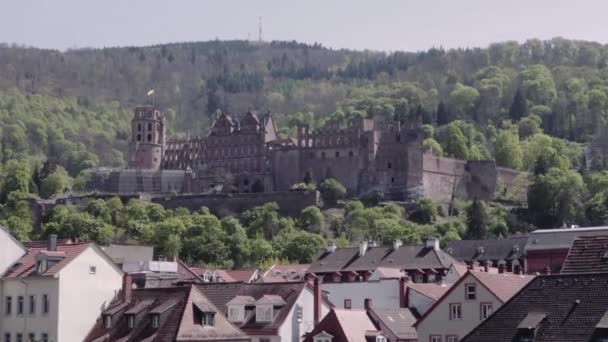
[1,0,608,52]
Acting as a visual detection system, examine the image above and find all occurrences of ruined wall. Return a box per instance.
[422,154,467,202]
[497,167,528,202]
[271,149,302,191]
[151,190,319,217]
[465,160,498,200]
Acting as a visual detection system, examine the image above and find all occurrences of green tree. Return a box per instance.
[298,206,325,233]
[449,83,480,117]
[445,123,469,159]
[318,178,347,205]
[409,197,437,224]
[520,65,557,105]
[249,235,275,266]
[465,199,490,239]
[494,130,523,169]
[509,88,528,121]
[40,167,70,199]
[423,138,443,156]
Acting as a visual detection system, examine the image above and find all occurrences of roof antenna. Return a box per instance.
[258,16,263,43]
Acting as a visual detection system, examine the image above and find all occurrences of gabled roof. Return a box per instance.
[561,235,608,274]
[308,245,457,274]
[445,236,527,262]
[462,273,608,342]
[197,282,310,335]
[369,308,417,340]
[0,224,26,252]
[415,271,534,328]
[525,226,608,251]
[334,309,380,342]
[406,283,451,301]
[262,264,310,282]
[225,269,258,283]
[3,241,93,278]
[85,285,250,342]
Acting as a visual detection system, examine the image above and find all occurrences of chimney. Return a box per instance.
[393,239,402,251]
[498,263,505,274]
[327,241,337,253]
[313,276,322,326]
[514,264,521,275]
[483,262,489,273]
[47,234,57,252]
[399,277,406,308]
[364,298,372,310]
[122,273,133,303]
[425,237,440,251]
[359,241,368,257]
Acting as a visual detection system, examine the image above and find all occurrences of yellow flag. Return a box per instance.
[147,89,155,96]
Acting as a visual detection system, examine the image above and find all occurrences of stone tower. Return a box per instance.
[128,106,165,170]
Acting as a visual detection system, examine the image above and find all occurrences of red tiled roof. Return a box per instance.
[225,269,258,282]
[561,235,608,274]
[407,283,451,300]
[3,241,92,278]
[262,264,309,282]
[471,271,535,302]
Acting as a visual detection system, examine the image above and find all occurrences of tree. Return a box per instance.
[494,130,523,169]
[298,206,325,233]
[423,138,443,156]
[449,83,480,117]
[409,197,437,224]
[518,116,541,139]
[436,101,449,125]
[509,88,528,121]
[519,65,557,106]
[40,167,70,199]
[2,160,30,199]
[465,199,489,239]
[249,235,275,266]
[527,167,585,228]
[318,178,346,205]
[445,123,469,159]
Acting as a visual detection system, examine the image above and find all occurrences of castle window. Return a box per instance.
[349,151,354,157]
[335,151,340,157]
[391,177,395,183]
[396,135,400,142]
[309,152,314,159]
[137,124,142,131]
[387,162,392,169]
[148,123,152,130]
[137,134,141,142]
[147,134,152,142]
[321,152,326,159]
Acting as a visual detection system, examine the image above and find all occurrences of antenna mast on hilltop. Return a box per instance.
[258,16,263,43]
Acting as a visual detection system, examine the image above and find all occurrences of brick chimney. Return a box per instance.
[498,263,505,274]
[483,262,489,273]
[514,264,521,275]
[399,277,406,308]
[122,273,133,303]
[313,276,322,326]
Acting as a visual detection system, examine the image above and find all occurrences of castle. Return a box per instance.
[87,106,525,203]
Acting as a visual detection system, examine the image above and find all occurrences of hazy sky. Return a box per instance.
[2,0,607,52]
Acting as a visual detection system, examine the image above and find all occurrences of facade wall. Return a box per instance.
[278,287,330,342]
[525,249,569,275]
[0,278,59,342]
[416,275,502,342]
[0,228,25,275]
[321,279,400,310]
[100,244,154,265]
[57,246,123,342]
[408,289,437,317]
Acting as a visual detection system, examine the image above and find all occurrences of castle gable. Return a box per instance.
[210,113,234,136]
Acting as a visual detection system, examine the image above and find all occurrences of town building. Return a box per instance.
[461,273,608,342]
[414,270,534,342]
[85,276,250,342]
[445,236,527,273]
[405,282,451,317]
[0,225,26,276]
[87,106,524,203]
[0,235,123,342]
[262,264,310,283]
[197,280,331,342]
[307,238,458,283]
[560,234,608,274]
[303,307,417,342]
[523,226,608,274]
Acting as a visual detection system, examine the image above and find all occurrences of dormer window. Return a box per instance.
[151,314,160,328]
[226,296,255,322]
[376,336,387,342]
[104,315,112,329]
[256,305,273,322]
[36,259,48,274]
[314,331,333,342]
[193,302,216,327]
[201,312,215,326]
[127,315,135,328]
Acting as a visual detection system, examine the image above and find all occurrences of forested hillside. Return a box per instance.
[3,37,608,266]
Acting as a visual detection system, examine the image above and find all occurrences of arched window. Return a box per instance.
[137,123,142,131]
[137,134,142,142]
[147,134,152,142]
[148,123,152,130]
[387,162,392,169]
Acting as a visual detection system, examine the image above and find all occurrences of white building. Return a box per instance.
[414,270,534,342]
[0,235,123,342]
[322,278,403,310]
[0,225,26,276]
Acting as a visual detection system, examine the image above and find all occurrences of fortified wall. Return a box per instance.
[422,153,526,203]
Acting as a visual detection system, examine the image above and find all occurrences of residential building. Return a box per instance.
[197,280,331,342]
[322,278,405,310]
[405,282,451,317]
[262,264,310,283]
[445,236,527,273]
[462,273,608,342]
[307,238,458,283]
[123,259,205,288]
[560,234,608,274]
[85,275,250,342]
[303,306,417,342]
[0,235,123,342]
[524,226,608,274]
[0,225,26,275]
[414,271,534,342]
[100,242,154,266]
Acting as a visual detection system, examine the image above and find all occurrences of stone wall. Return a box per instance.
[422,154,467,202]
[151,190,319,217]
